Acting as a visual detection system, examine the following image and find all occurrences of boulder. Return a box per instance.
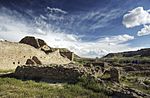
[110,67,120,83]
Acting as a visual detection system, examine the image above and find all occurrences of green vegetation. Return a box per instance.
[74,58,95,65]
[120,76,150,94]
[78,76,109,93]
[100,72,110,79]
[0,77,110,98]
[143,80,150,86]
[103,57,150,64]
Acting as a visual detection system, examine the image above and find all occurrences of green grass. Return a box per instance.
[143,80,150,86]
[78,76,112,96]
[120,76,150,94]
[0,77,110,98]
[100,73,110,79]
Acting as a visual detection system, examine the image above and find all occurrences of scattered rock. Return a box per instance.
[14,64,85,83]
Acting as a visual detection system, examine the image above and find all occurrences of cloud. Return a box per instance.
[0,7,141,58]
[100,34,134,44]
[76,9,123,31]
[0,8,32,41]
[40,8,123,35]
[123,7,150,28]
[137,25,150,36]
[76,34,135,57]
[47,7,67,14]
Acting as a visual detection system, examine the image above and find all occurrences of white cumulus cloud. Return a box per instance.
[101,34,134,44]
[0,7,141,58]
[137,25,150,36]
[123,7,150,28]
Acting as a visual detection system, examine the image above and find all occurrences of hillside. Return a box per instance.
[104,48,150,58]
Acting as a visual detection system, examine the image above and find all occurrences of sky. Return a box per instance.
[0,0,150,58]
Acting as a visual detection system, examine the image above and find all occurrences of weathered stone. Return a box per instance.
[19,36,75,61]
[26,59,36,65]
[38,39,47,47]
[32,56,42,65]
[41,45,52,54]
[60,52,74,61]
[110,67,120,83]
[19,36,39,48]
[0,39,71,70]
[14,64,85,83]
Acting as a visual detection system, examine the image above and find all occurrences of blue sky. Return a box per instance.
[0,0,150,57]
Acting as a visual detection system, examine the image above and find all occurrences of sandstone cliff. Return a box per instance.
[0,41,70,70]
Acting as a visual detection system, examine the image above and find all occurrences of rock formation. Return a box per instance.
[0,41,70,70]
[14,64,85,83]
[32,56,42,65]
[19,36,47,48]
[110,67,120,83]
[26,56,42,65]
[20,36,75,61]
[26,59,35,65]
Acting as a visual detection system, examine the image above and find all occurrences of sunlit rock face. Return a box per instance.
[0,39,71,70]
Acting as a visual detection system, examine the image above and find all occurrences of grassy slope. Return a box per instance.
[0,77,110,98]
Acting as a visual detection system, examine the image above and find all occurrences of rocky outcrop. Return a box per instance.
[14,64,85,83]
[19,36,75,60]
[19,36,47,49]
[111,87,150,98]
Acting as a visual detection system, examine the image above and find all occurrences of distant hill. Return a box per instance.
[103,48,150,58]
